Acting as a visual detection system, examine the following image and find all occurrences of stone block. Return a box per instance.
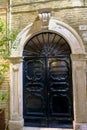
[9,120,24,130]
[80,125,87,130]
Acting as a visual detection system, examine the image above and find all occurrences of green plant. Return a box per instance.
[0,18,17,102]
[0,92,8,101]
[0,19,9,106]
[0,18,17,130]
[0,18,17,83]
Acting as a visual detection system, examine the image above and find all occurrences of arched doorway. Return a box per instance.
[23,31,73,128]
[9,16,87,130]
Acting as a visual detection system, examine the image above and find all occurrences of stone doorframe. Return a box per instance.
[9,10,87,130]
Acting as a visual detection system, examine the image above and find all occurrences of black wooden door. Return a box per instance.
[23,56,73,128]
[23,32,73,128]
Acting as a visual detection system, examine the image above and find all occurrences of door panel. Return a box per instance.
[23,56,73,127]
[23,58,47,126]
[47,57,73,127]
[48,57,72,114]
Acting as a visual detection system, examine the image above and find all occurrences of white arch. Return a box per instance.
[10,18,85,57]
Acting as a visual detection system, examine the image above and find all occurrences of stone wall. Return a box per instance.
[0,1,9,129]
[0,0,7,7]
[10,0,87,51]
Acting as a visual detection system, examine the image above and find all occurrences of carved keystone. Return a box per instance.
[38,7,52,30]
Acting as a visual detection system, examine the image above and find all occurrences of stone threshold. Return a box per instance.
[23,127,73,130]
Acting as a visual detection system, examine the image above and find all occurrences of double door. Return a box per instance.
[23,56,73,128]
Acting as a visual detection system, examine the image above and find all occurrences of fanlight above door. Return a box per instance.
[23,32,71,57]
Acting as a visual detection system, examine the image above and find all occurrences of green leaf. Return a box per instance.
[0,92,8,101]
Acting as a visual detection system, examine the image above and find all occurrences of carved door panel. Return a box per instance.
[47,57,73,128]
[23,57,47,127]
[23,56,73,128]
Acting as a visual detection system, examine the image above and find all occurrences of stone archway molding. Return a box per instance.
[9,10,87,130]
[10,17,85,57]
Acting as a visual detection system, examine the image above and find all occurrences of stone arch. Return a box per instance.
[10,18,85,57]
[9,17,87,130]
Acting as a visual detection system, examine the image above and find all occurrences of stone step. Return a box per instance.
[23,127,73,130]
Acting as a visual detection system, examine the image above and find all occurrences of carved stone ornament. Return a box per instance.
[38,7,52,30]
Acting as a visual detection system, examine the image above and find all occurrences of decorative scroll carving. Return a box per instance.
[13,64,19,72]
[38,8,52,30]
